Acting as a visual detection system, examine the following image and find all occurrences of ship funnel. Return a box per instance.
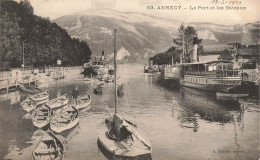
[101,51,105,61]
[192,37,198,62]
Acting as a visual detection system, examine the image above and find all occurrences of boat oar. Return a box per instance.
[104,103,112,116]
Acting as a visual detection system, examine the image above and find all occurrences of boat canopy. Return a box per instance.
[178,60,232,66]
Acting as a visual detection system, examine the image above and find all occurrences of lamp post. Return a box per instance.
[57,59,61,79]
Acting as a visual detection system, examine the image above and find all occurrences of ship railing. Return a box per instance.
[185,70,240,77]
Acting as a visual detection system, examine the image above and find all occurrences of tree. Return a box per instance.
[173,24,203,62]
[0,0,92,69]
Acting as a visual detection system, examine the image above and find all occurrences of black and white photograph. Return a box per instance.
[0,0,259,159]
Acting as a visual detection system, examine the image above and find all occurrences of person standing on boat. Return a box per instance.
[72,86,79,105]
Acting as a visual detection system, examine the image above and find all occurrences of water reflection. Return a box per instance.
[0,65,259,160]
[179,87,241,124]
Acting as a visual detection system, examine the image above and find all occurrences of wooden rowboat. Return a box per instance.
[21,98,37,112]
[94,83,104,95]
[50,106,79,133]
[32,131,64,160]
[46,94,69,109]
[32,105,54,128]
[30,91,49,102]
[19,83,43,94]
[74,95,91,110]
[21,91,49,112]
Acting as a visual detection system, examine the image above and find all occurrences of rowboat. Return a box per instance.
[21,98,37,112]
[32,131,64,160]
[19,83,43,94]
[21,91,49,112]
[50,106,79,133]
[32,105,54,128]
[98,29,152,159]
[104,75,114,83]
[46,94,69,109]
[94,83,104,95]
[74,95,91,110]
[30,91,49,102]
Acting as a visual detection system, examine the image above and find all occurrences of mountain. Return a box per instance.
[54,9,256,63]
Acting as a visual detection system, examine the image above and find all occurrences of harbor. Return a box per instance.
[1,0,259,160]
[0,64,259,160]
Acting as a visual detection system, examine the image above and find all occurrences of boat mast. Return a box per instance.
[114,29,118,115]
[23,42,25,72]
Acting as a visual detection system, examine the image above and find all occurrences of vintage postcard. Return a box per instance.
[0,0,259,160]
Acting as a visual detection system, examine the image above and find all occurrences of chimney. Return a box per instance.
[192,37,198,62]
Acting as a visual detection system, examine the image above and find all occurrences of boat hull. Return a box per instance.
[32,105,54,128]
[32,131,64,160]
[216,92,249,98]
[50,106,79,133]
[19,83,43,94]
[75,95,91,110]
[97,116,151,158]
[46,94,69,109]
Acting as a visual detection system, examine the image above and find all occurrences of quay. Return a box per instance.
[0,66,83,92]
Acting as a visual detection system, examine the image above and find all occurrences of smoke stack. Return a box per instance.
[192,37,198,62]
[101,51,105,61]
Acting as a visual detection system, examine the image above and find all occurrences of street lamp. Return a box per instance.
[57,59,62,78]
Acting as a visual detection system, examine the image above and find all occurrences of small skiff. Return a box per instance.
[97,115,152,158]
[94,83,104,95]
[74,95,91,110]
[19,83,43,94]
[32,131,64,160]
[50,106,79,133]
[21,98,37,112]
[30,91,49,102]
[46,94,69,109]
[32,105,54,128]
[104,75,114,83]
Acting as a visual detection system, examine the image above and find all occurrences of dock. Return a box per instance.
[0,66,83,92]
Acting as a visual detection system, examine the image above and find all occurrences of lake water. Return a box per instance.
[0,64,259,160]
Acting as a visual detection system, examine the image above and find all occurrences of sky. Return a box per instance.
[25,0,259,25]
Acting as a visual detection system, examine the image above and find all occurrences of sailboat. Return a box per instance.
[97,29,152,159]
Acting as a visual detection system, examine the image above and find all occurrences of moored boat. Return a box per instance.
[94,83,104,95]
[46,94,69,109]
[50,106,79,133]
[21,98,37,112]
[97,115,152,158]
[32,130,64,160]
[19,83,43,94]
[74,95,91,110]
[32,105,54,128]
[30,91,49,102]
[180,60,242,93]
[216,92,249,98]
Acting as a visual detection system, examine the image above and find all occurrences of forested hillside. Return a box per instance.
[0,0,92,69]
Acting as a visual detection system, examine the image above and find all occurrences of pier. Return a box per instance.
[0,66,83,92]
